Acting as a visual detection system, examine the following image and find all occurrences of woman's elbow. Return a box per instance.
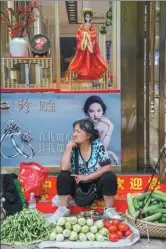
[60,161,71,171]
[60,164,66,171]
[60,165,70,171]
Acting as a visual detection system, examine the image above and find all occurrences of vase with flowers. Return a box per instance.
[0,1,39,57]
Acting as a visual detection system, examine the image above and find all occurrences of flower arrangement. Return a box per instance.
[0,1,40,38]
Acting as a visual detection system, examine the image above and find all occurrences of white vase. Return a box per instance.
[10,37,28,57]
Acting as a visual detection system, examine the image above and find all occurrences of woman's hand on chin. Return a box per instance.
[66,140,77,149]
[71,174,89,184]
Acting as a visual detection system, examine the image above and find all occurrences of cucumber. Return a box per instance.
[151,201,158,205]
[147,210,156,216]
[162,202,166,208]
[158,202,164,207]
[143,212,162,222]
[153,190,166,198]
[133,197,140,210]
[142,203,163,214]
[127,193,139,218]
[137,192,150,201]
[158,217,166,223]
[138,201,143,207]
[150,199,158,205]
[152,193,166,202]
[142,195,151,212]
[150,198,155,202]
[156,198,163,203]
[157,209,166,214]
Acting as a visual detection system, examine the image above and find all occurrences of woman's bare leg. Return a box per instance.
[59,195,70,207]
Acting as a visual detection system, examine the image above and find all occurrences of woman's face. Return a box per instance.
[87,103,103,123]
[85,13,91,23]
[73,124,90,144]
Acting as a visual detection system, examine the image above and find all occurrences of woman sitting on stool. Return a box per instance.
[48,119,121,222]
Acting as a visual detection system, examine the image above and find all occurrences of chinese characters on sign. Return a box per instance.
[17,99,56,113]
[41,176,166,201]
[117,177,161,192]
[42,178,161,197]
[130,178,142,190]
[117,177,124,190]
[38,132,72,154]
[40,100,56,112]
[18,99,32,113]
[43,180,52,189]
[148,178,160,190]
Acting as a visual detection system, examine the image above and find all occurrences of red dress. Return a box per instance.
[69,24,108,80]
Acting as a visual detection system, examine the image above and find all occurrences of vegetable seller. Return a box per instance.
[48,119,121,222]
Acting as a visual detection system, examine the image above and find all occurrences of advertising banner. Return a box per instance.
[1,92,121,167]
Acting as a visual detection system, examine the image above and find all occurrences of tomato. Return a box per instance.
[104,220,111,229]
[109,233,119,242]
[116,230,123,239]
[112,219,121,226]
[108,225,118,233]
[118,223,129,232]
[124,230,133,237]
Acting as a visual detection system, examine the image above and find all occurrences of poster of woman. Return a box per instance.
[83,96,119,164]
[1,92,121,168]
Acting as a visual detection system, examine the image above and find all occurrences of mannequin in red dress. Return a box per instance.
[69,9,108,80]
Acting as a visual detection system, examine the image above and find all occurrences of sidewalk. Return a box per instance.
[1,238,166,249]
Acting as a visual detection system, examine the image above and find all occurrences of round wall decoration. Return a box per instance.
[30,34,51,56]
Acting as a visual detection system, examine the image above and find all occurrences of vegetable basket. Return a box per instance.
[125,210,166,239]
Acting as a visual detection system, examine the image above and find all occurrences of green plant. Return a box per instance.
[106,1,112,26]
[100,1,112,35]
[100,26,107,35]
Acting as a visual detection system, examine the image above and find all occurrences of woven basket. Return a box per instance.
[125,210,166,239]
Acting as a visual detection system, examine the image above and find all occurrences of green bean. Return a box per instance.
[1,209,56,245]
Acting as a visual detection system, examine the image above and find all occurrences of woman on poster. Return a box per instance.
[69,8,108,80]
[83,95,119,164]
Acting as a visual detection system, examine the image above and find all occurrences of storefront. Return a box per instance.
[1,1,165,177]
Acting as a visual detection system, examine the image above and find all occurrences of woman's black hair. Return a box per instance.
[73,119,99,141]
[83,95,107,115]
[84,11,92,23]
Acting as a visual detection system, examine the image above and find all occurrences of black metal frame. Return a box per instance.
[65,1,78,24]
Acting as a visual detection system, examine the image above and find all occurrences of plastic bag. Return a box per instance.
[18,162,49,201]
